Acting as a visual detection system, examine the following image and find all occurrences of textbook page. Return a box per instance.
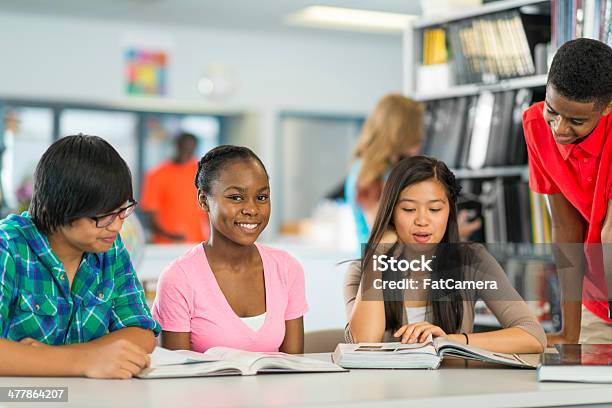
[433,338,537,368]
[150,347,220,367]
[206,347,346,374]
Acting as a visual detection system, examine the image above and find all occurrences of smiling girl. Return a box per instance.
[345,156,546,353]
[153,145,308,353]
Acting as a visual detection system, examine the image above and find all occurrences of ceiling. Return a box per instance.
[0,0,422,37]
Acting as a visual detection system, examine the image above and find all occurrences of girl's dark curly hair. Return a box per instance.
[195,145,268,195]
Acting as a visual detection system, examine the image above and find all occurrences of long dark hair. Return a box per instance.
[361,155,464,334]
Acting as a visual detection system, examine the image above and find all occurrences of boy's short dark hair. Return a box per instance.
[176,131,197,145]
[548,38,612,108]
[29,134,134,234]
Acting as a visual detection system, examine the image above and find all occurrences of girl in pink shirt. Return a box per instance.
[152,146,308,353]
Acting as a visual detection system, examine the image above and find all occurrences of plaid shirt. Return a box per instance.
[0,213,160,344]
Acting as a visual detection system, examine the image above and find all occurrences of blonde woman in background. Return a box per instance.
[345,94,424,246]
[344,93,481,247]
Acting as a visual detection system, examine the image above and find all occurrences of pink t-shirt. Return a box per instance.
[152,243,309,353]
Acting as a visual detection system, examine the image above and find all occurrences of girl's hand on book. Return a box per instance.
[393,322,446,344]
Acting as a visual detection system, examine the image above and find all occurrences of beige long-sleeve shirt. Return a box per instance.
[343,245,547,349]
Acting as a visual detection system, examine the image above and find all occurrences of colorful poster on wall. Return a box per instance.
[125,48,167,96]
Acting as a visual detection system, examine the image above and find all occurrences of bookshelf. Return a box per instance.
[552,0,612,49]
[413,74,547,102]
[413,0,551,29]
[403,0,559,332]
[403,0,551,96]
[403,0,551,196]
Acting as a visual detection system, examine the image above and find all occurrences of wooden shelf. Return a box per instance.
[412,74,547,102]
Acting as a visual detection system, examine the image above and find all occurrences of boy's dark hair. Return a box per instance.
[195,145,268,195]
[176,131,197,146]
[548,38,612,107]
[29,134,134,234]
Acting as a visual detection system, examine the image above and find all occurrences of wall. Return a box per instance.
[0,12,402,331]
[0,12,402,113]
[0,10,403,235]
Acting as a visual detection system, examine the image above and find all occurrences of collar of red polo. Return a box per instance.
[555,117,606,161]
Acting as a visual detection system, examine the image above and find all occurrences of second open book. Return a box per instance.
[332,337,539,369]
[138,347,347,379]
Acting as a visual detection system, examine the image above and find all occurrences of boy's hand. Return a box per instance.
[78,339,151,379]
[457,209,482,241]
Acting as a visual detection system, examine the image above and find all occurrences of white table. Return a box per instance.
[1,355,611,408]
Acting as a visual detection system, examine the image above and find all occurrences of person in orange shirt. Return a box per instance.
[141,132,210,243]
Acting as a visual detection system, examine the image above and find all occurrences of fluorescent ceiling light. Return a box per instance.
[285,6,417,34]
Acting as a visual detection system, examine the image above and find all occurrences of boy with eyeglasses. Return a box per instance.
[0,134,160,378]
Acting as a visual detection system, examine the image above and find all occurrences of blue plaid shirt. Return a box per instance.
[0,213,160,344]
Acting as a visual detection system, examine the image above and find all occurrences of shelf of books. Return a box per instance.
[403,0,563,332]
[403,0,551,96]
[420,87,541,169]
[405,0,551,183]
[413,74,547,102]
[551,0,612,49]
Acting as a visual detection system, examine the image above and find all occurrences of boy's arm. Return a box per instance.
[547,193,586,345]
[104,238,161,352]
[0,339,83,376]
[0,247,149,378]
[0,338,149,378]
[601,200,612,319]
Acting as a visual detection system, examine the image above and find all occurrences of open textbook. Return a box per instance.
[332,337,538,369]
[138,347,347,378]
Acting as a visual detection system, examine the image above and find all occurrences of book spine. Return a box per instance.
[576,0,585,38]
[605,0,612,44]
[513,13,536,75]
[552,0,558,48]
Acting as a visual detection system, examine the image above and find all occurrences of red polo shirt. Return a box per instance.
[523,101,612,322]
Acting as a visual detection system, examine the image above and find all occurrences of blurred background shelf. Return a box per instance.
[451,166,529,181]
[412,74,547,101]
[414,0,551,29]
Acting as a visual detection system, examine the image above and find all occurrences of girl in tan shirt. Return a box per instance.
[346,156,546,353]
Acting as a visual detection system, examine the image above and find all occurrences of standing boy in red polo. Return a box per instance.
[523,38,612,344]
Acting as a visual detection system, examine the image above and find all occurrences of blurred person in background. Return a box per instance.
[345,93,481,248]
[141,132,210,243]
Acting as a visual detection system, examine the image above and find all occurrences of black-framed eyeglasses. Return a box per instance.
[90,200,138,228]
